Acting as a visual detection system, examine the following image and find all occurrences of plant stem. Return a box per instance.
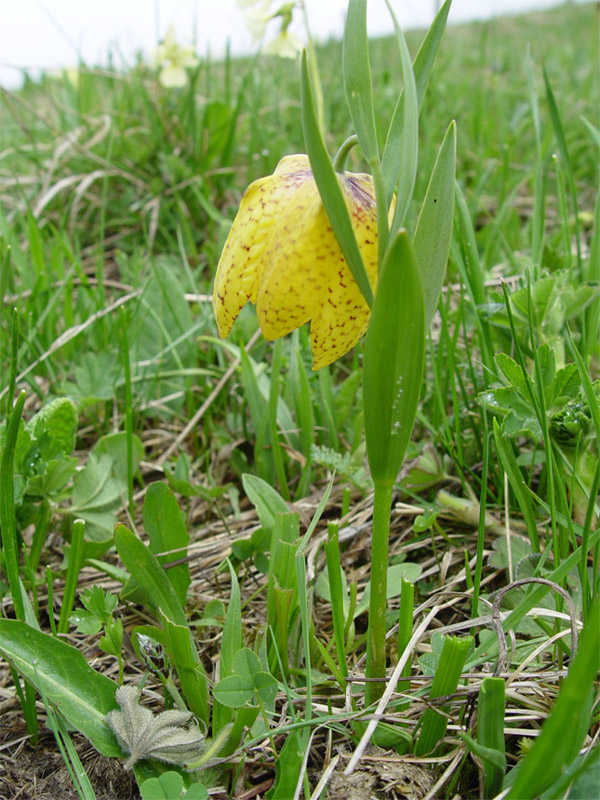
[333,135,359,172]
[366,480,394,704]
[370,157,389,270]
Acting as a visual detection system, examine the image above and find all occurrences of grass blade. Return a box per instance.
[415,635,473,755]
[325,522,349,683]
[58,519,86,634]
[1,390,27,619]
[477,677,506,796]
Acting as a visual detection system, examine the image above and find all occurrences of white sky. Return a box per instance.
[0,0,588,89]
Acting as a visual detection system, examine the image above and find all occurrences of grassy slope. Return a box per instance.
[0,2,598,798]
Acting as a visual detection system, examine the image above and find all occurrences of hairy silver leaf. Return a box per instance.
[106,684,204,769]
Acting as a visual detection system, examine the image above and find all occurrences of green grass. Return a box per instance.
[0,2,598,798]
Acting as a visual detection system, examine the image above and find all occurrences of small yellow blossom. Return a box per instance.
[238,0,302,59]
[212,154,380,370]
[237,0,271,39]
[263,30,303,59]
[152,25,199,88]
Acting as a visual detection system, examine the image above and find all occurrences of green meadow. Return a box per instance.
[0,2,598,798]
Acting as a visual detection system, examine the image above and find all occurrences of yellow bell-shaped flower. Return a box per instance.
[212,154,379,370]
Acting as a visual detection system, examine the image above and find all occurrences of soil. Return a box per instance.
[0,726,138,800]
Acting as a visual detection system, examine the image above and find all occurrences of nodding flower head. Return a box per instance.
[213,154,380,370]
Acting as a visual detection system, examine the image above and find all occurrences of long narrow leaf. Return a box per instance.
[213,560,243,734]
[114,524,186,627]
[386,4,419,235]
[300,50,373,307]
[343,0,378,165]
[1,390,26,618]
[382,0,452,201]
[412,120,457,327]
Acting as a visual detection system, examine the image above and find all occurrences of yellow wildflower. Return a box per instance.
[263,31,302,59]
[212,154,380,370]
[152,25,199,88]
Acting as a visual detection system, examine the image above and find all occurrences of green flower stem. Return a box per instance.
[333,135,359,172]
[332,137,389,271]
[366,480,394,705]
[370,157,389,271]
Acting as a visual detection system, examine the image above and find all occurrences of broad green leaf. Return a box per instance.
[27,397,77,457]
[233,647,262,679]
[1,392,27,621]
[62,351,120,403]
[496,352,528,391]
[413,120,457,327]
[382,0,452,200]
[300,50,373,307]
[143,482,190,606]
[25,455,78,497]
[92,431,143,485]
[343,0,378,164]
[70,435,142,542]
[132,261,193,366]
[140,772,184,800]
[0,620,121,757]
[534,343,556,407]
[114,524,186,626]
[363,232,425,486]
[185,784,210,800]
[242,473,289,530]
[253,671,277,706]
[213,674,253,708]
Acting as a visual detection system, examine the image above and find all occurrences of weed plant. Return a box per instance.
[0,2,598,799]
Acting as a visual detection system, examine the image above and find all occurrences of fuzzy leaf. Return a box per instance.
[106,685,204,770]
